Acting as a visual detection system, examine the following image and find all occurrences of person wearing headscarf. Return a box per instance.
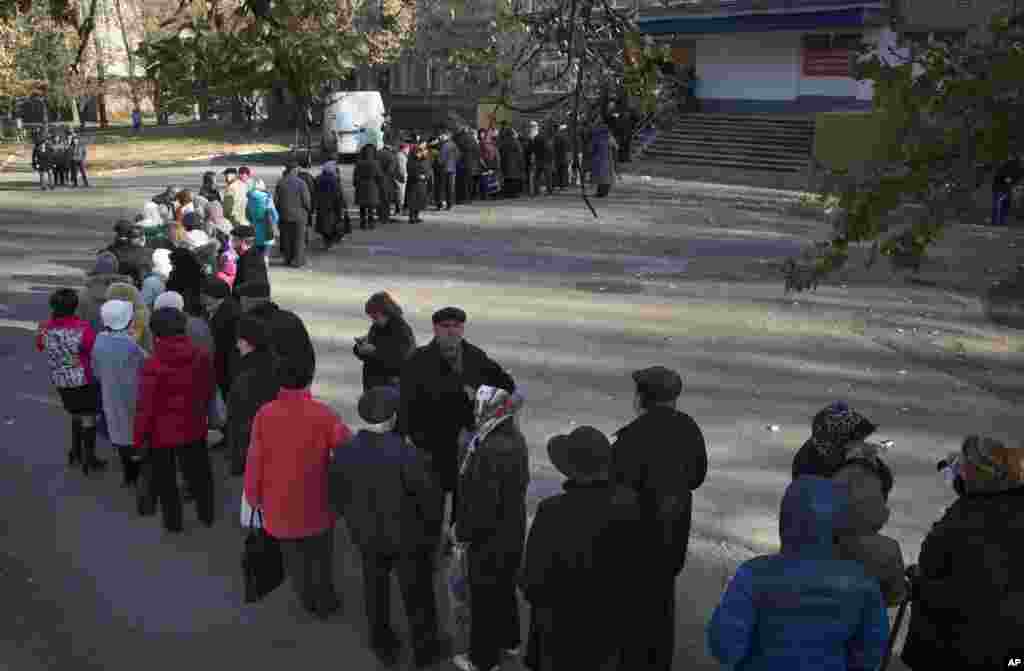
[77,252,135,333]
[353,291,417,391]
[106,281,153,353]
[104,221,153,289]
[247,178,280,263]
[451,385,529,671]
[314,161,351,249]
[154,290,213,355]
[141,248,172,312]
[165,248,204,318]
[901,435,1024,670]
[792,401,905,606]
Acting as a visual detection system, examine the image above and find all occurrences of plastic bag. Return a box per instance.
[240,493,262,529]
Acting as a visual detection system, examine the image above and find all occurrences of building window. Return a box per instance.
[802,32,862,77]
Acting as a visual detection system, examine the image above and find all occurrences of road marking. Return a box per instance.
[0,319,37,332]
[15,392,62,409]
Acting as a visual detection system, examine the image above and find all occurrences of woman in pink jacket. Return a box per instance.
[36,288,107,474]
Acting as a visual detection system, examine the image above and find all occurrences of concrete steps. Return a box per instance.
[643,113,815,173]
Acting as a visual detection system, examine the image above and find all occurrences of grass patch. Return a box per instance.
[86,124,291,171]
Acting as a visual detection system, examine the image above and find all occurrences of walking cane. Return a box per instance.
[880,565,918,671]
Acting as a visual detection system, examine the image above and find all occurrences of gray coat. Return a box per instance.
[274,172,312,224]
[91,331,147,447]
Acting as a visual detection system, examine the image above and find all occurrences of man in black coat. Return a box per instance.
[230,225,270,298]
[275,162,313,268]
[609,365,708,671]
[376,146,398,224]
[521,426,639,671]
[225,315,281,476]
[553,126,571,190]
[235,281,316,390]
[397,306,515,511]
[530,128,554,197]
[106,221,153,289]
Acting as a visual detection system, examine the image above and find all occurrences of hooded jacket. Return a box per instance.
[707,476,889,671]
[133,334,215,450]
[106,281,153,353]
[246,188,279,247]
[901,484,1024,670]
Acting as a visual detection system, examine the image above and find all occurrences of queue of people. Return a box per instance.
[33,199,1024,670]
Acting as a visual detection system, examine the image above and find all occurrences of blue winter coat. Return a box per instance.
[707,476,888,671]
[246,189,278,248]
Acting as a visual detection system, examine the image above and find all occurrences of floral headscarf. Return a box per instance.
[956,435,1024,494]
[459,385,524,476]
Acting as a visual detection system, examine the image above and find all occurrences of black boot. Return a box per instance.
[81,425,107,475]
[118,446,139,487]
[69,417,83,466]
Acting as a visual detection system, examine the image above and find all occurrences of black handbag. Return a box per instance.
[136,450,155,517]
[242,509,285,603]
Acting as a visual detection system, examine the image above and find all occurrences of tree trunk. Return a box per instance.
[71,98,81,127]
[94,33,109,128]
[112,0,139,110]
[231,96,244,125]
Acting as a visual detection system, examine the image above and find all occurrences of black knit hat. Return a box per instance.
[202,276,231,299]
[432,306,467,324]
[236,282,271,299]
[358,386,401,424]
[236,315,273,350]
[233,224,256,239]
[150,307,187,338]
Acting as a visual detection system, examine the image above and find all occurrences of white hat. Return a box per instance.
[253,178,268,192]
[184,229,211,250]
[154,291,185,312]
[151,248,172,278]
[211,219,233,237]
[101,299,134,331]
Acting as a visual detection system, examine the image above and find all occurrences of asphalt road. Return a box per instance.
[2,159,1021,670]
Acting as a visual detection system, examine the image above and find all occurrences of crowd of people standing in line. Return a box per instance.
[29,157,1024,670]
[30,127,90,190]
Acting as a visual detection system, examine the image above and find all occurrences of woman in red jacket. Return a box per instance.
[36,288,107,473]
[133,307,216,533]
[244,355,351,619]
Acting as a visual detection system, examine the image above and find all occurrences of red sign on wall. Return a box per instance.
[803,48,852,77]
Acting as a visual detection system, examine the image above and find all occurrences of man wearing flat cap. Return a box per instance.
[610,365,708,671]
[397,306,515,519]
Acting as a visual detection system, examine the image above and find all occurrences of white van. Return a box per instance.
[321,91,387,158]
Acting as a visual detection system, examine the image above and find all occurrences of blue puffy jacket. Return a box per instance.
[245,189,278,248]
[707,476,888,671]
